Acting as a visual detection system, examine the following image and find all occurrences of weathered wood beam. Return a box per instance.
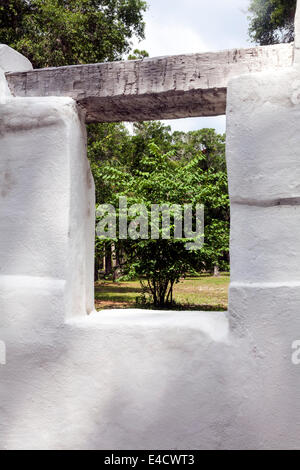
[5,43,293,123]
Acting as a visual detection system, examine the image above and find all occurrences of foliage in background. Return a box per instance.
[0,0,147,68]
[248,0,296,45]
[128,48,149,60]
[92,123,229,308]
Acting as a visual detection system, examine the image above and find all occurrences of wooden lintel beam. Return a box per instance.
[5,43,293,123]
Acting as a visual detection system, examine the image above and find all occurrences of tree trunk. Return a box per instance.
[105,243,112,276]
[94,256,100,282]
[213,265,220,277]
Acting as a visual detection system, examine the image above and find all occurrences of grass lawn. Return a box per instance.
[95,273,230,311]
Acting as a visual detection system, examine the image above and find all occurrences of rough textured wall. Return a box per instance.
[1,43,300,450]
[226,67,300,448]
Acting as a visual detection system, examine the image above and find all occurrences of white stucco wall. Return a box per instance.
[225,67,300,448]
[1,43,300,450]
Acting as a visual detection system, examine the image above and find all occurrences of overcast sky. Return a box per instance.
[133,0,251,134]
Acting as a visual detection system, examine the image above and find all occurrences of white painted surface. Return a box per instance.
[0,69,11,103]
[0,94,95,328]
[230,204,300,282]
[226,69,300,203]
[226,58,300,448]
[1,310,240,450]
[74,309,230,341]
[0,44,32,104]
[2,36,300,450]
[295,1,300,64]
[0,44,32,73]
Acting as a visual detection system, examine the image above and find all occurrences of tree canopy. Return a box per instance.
[92,123,229,307]
[0,0,147,68]
[248,0,296,45]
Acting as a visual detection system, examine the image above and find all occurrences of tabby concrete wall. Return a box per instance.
[1,44,300,450]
